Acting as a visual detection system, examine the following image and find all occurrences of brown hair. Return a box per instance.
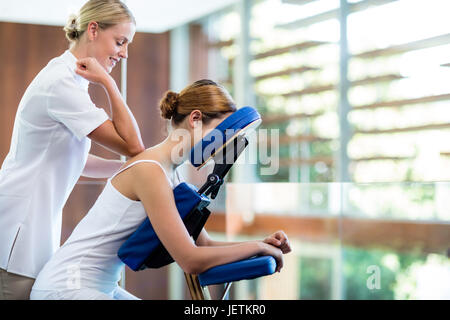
[64,0,135,43]
[159,80,236,125]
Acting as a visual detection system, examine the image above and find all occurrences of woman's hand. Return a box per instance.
[75,57,111,86]
[263,230,291,254]
[260,242,284,273]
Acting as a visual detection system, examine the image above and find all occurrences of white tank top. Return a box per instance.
[32,160,178,293]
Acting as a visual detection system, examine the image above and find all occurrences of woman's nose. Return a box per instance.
[119,45,128,59]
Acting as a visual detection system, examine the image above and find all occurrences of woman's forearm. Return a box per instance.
[81,154,125,178]
[206,239,244,247]
[195,229,244,247]
[102,77,144,153]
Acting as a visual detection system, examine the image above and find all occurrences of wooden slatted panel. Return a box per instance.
[279,74,404,97]
[353,33,450,59]
[354,123,450,135]
[208,39,234,48]
[279,156,334,167]
[277,134,333,145]
[281,83,334,97]
[277,0,398,29]
[253,40,329,60]
[282,0,318,5]
[352,93,450,110]
[262,111,324,124]
[228,40,329,65]
[350,156,414,162]
[254,65,318,81]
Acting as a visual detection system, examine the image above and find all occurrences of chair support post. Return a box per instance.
[184,273,206,300]
[221,282,233,300]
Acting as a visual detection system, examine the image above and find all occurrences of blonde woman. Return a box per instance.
[0,0,144,300]
[30,80,291,300]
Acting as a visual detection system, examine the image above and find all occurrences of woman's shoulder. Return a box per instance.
[41,53,87,90]
[122,150,163,169]
[117,151,170,182]
[35,63,81,94]
[110,151,172,201]
[23,57,73,93]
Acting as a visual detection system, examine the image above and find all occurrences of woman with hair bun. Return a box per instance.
[0,0,144,300]
[30,80,291,300]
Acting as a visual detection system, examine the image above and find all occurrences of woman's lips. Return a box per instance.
[110,57,119,66]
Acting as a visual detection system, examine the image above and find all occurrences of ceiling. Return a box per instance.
[0,0,238,33]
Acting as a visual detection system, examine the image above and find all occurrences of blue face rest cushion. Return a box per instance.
[190,106,261,167]
[118,106,261,271]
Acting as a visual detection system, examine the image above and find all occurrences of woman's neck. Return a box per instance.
[147,129,192,172]
[69,42,88,60]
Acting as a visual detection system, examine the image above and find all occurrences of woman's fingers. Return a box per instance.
[270,245,283,272]
[274,231,291,254]
[75,68,88,80]
[263,232,292,255]
[274,230,287,242]
[282,243,291,254]
[264,237,281,247]
[76,61,87,70]
[280,239,291,254]
[75,58,108,85]
[75,62,87,75]
[76,58,93,71]
[275,249,283,272]
[75,60,93,80]
[261,242,284,273]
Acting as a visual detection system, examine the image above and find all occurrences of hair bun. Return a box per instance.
[64,14,79,41]
[159,91,179,120]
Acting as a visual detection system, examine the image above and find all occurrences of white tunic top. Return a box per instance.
[0,50,109,278]
[32,160,180,294]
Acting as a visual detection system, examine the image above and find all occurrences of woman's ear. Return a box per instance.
[189,110,203,128]
[86,21,99,41]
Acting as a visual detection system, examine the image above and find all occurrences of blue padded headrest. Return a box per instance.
[190,106,261,167]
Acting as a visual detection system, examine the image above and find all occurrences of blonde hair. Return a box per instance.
[63,0,135,43]
[159,80,237,126]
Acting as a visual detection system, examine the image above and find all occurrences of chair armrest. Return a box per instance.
[197,256,276,287]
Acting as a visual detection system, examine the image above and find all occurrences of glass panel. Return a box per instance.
[223,182,450,300]
[347,0,450,182]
